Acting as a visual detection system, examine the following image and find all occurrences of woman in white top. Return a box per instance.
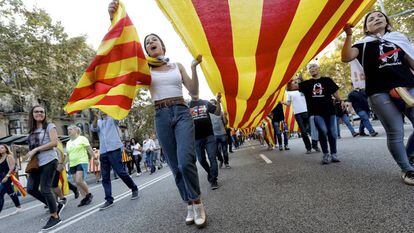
[108,1,206,228]
[130,138,142,176]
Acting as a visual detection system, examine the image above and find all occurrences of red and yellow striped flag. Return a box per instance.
[64,1,150,120]
[261,116,275,147]
[156,0,375,128]
[283,91,299,133]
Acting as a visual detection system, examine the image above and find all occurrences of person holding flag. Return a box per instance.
[0,144,22,214]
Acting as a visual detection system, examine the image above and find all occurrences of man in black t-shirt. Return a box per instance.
[347,87,378,137]
[271,103,289,151]
[189,93,222,190]
[299,63,343,165]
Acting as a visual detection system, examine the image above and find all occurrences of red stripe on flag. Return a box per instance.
[95,95,134,110]
[103,15,134,41]
[68,72,150,102]
[86,41,146,72]
[238,0,300,128]
[192,0,238,126]
[276,1,346,90]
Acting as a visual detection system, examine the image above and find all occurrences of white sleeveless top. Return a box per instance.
[149,63,184,101]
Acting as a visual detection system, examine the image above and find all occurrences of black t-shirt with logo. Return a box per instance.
[299,77,339,116]
[352,40,414,96]
[347,89,370,113]
[189,99,217,140]
[271,103,285,122]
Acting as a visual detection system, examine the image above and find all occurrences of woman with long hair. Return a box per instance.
[0,144,21,214]
[108,0,206,227]
[26,105,64,230]
[342,11,414,185]
[66,125,93,207]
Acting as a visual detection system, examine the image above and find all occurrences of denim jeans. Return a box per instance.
[357,110,375,134]
[100,148,138,203]
[314,115,337,155]
[0,177,21,212]
[309,115,319,141]
[216,134,229,164]
[195,135,219,183]
[295,112,318,151]
[273,121,288,146]
[369,92,414,172]
[145,151,155,173]
[27,159,57,214]
[155,104,201,202]
[336,114,356,137]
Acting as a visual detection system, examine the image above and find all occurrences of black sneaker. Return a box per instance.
[77,198,87,207]
[402,171,414,185]
[74,189,80,199]
[370,132,378,137]
[313,147,321,152]
[219,161,223,168]
[131,190,139,200]
[284,146,290,150]
[58,198,67,205]
[99,201,114,211]
[57,202,65,217]
[225,164,231,169]
[352,132,359,137]
[279,147,283,151]
[77,194,93,207]
[42,216,62,231]
[359,132,369,136]
[211,181,219,190]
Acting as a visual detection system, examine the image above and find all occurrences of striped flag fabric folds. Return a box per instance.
[64,1,150,120]
[283,91,299,133]
[156,0,376,128]
[262,116,275,147]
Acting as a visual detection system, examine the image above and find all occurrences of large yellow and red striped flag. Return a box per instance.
[283,91,299,133]
[64,1,150,120]
[156,0,375,128]
[261,116,275,147]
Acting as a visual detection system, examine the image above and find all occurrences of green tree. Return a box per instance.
[126,89,155,143]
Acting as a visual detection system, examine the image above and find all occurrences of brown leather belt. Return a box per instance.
[154,97,186,110]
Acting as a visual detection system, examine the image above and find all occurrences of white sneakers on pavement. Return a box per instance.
[193,203,207,228]
[186,205,194,225]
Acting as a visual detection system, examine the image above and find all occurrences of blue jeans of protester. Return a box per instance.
[155,104,201,202]
[145,151,155,173]
[0,176,21,212]
[100,148,138,203]
[195,135,219,183]
[273,121,288,147]
[309,115,319,141]
[314,115,337,155]
[337,114,356,137]
[216,134,229,164]
[357,110,375,134]
[295,112,318,151]
[369,91,414,172]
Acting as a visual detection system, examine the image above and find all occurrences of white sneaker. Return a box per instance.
[136,172,142,177]
[193,203,206,228]
[185,205,194,225]
[13,207,22,215]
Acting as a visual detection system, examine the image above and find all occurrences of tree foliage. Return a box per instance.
[0,0,95,115]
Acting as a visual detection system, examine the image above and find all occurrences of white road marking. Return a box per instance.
[46,172,172,233]
[360,137,408,140]
[259,154,273,164]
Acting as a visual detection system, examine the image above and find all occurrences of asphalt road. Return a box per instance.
[1,121,414,233]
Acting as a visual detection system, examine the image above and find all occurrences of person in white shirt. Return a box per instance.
[130,138,142,176]
[142,135,156,174]
[284,77,320,154]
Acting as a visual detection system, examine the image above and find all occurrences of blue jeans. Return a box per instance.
[369,92,414,172]
[216,134,229,164]
[336,114,355,137]
[309,115,319,141]
[155,104,201,202]
[295,112,318,151]
[100,148,138,202]
[273,121,288,146]
[357,110,375,134]
[145,151,155,173]
[0,177,21,212]
[195,135,219,183]
[314,115,337,155]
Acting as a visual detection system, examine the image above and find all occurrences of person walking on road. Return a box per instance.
[0,144,22,214]
[334,99,358,138]
[109,0,206,227]
[189,93,222,190]
[91,111,139,210]
[26,105,65,230]
[130,138,142,176]
[209,100,231,169]
[90,148,101,183]
[342,11,414,185]
[66,125,94,207]
[299,64,343,165]
[142,135,156,175]
[347,87,378,137]
[271,103,290,151]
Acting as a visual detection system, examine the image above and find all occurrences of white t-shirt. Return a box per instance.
[286,90,308,114]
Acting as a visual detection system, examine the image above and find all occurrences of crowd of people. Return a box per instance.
[0,6,413,232]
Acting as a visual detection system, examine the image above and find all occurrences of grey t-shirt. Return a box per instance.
[32,123,58,166]
[209,113,226,136]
